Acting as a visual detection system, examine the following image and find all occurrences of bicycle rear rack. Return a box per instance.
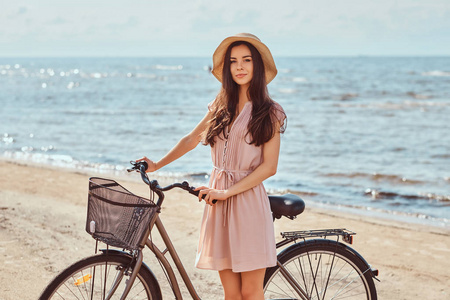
[280,228,356,245]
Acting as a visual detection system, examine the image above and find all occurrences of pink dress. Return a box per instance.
[195,101,285,273]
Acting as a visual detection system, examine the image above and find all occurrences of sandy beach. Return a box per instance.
[0,159,449,299]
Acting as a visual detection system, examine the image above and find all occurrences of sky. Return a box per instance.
[1,0,449,57]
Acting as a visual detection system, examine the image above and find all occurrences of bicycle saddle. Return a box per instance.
[268,194,305,220]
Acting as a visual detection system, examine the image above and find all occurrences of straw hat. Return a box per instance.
[211,33,277,84]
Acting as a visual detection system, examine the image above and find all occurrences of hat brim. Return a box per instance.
[212,34,277,84]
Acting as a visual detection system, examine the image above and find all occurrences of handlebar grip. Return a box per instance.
[130,161,150,185]
[128,160,148,173]
[188,186,217,204]
[140,161,149,172]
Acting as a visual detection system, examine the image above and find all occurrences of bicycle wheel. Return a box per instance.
[40,253,162,300]
[264,240,377,300]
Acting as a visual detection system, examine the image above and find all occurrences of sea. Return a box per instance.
[1,56,449,227]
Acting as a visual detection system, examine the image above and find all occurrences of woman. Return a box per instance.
[138,33,286,300]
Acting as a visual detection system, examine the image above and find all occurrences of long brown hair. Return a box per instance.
[204,41,286,147]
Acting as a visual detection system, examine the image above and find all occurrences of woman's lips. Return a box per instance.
[236,74,246,78]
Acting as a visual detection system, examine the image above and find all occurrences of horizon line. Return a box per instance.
[1,54,450,59]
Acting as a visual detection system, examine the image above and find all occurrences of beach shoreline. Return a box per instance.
[2,154,447,230]
[0,159,449,299]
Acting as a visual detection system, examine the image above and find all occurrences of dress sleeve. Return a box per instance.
[272,102,287,133]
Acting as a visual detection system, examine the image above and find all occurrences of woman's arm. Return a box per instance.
[138,110,212,172]
[197,129,281,204]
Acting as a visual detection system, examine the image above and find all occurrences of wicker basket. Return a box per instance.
[85,177,159,250]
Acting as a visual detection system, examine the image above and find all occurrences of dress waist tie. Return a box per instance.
[211,166,252,226]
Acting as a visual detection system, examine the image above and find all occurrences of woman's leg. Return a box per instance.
[219,269,242,300]
[240,268,266,300]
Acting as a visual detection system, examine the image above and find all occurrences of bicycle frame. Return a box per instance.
[40,162,377,300]
[117,213,379,300]
[147,216,201,299]
[117,213,201,300]
[119,217,370,300]
[113,163,377,300]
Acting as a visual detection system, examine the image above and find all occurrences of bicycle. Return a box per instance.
[39,161,379,299]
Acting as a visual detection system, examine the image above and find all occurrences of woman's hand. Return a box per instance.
[136,156,157,173]
[194,186,229,205]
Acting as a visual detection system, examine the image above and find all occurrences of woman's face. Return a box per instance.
[229,44,253,88]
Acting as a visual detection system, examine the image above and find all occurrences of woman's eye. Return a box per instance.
[230,60,236,64]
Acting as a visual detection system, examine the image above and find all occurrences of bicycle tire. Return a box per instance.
[264,239,377,300]
[39,252,162,300]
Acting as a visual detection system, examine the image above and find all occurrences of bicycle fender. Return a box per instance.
[278,239,379,279]
[99,249,163,289]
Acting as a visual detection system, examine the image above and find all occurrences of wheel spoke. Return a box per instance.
[40,254,158,299]
[264,244,376,300]
[294,254,310,296]
[332,268,371,299]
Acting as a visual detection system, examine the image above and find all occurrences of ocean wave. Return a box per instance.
[417,192,450,203]
[323,172,425,185]
[2,151,126,174]
[62,109,119,116]
[339,93,358,101]
[278,88,298,94]
[286,190,319,197]
[134,73,157,79]
[311,96,332,101]
[292,77,307,82]
[431,154,450,159]
[335,100,450,110]
[364,188,450,202]
[153,64,183,71]
[309,93,359,101]
[66,82,80,89]
[422,70,450,77]
[84,72,108,79]
[308,200,449,226]
[1,150,212,184]
[278,68,292,74]
[406,91,433,99]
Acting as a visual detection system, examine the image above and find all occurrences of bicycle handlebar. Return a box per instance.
[127,161,216,204]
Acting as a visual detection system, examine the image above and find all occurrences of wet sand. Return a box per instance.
[0,159,448,299]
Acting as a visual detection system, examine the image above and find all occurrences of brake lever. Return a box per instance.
[127,160,138,172]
